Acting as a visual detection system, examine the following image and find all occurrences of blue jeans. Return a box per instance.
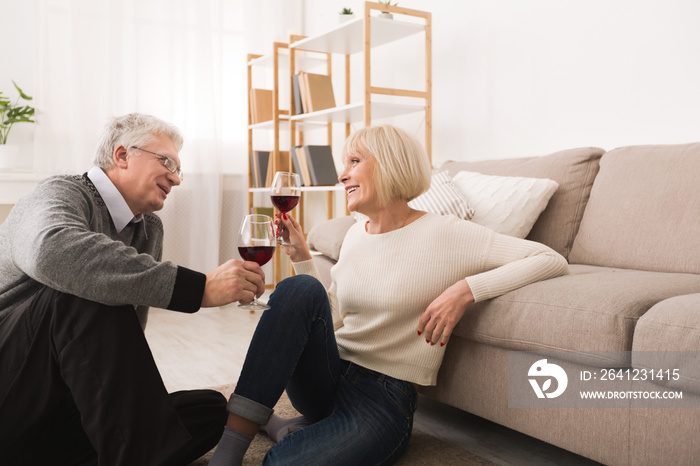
[229,275,417,465]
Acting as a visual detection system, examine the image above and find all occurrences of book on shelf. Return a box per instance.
[290,145,338,186]
[250,150,291,187]
[291,74,304,115]
[297,72,335,113]
[290,145,303,185]
[298,73,310,114]
[250,151,270,188]
[265,151,291,187]
[251,206,274,218]
[304,145,339,186]
[292,145,312,187]
[249,88,273,124]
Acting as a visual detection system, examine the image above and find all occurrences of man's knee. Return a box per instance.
[27,287,144,354]
[38,287,137,322]
[170,389,228,428]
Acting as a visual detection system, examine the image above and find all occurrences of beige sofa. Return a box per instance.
[305,143,700,465]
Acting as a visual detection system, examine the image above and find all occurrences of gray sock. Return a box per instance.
[262,414,311,443]
[208,426,254,466]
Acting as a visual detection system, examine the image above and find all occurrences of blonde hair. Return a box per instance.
[93,113,183,169]
[342,125,431,207]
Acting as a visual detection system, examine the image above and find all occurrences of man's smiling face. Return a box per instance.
[120,133,181,215]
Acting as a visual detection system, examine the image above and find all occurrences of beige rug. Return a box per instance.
[190,384,495,466]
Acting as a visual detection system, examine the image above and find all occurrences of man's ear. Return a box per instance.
[113,145,129,169]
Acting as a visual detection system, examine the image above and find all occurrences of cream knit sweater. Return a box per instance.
[294,213,569,386]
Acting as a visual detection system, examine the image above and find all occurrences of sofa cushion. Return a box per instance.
[311,254,336,289]
[307,215,355,261]
[451,171,558,238]
[569,142,700,274]
[441,146,604,259]
[453,264,700,367]
[409,170,475,220]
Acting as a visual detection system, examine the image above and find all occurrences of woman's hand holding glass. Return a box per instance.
[274,212,313,263]
[270,172,301,245]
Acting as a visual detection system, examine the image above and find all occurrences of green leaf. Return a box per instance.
[12,81,33,101]
[1,82,36,137]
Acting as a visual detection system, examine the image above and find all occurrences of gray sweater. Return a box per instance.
[0,173,205,327]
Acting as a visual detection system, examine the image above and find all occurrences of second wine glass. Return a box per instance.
[270,171,301,245]
[237,214,276,311]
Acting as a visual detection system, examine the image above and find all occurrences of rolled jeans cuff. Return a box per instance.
[227,394,273,426]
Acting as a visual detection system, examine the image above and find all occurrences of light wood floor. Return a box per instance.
[146,305,600,466]
[146,304,261,393]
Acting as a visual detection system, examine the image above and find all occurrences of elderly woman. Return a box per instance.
[210,125,568,466]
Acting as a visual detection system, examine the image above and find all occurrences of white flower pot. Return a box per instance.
[339,13,354,23]
[0,145,19,170]
[380,12,393,19]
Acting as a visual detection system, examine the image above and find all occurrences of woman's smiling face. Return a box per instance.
[339,147,378,214]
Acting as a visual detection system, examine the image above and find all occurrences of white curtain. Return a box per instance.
[33,0,302,274]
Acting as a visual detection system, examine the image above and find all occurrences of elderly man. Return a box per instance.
[0,113,264,465]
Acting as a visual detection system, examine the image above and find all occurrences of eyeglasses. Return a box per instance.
[130,146,183,180]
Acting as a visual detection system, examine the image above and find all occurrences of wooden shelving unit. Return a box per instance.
[247,1,432,286]
[246,41,288,213]
[291,101,426,126]
[289,2,432,159]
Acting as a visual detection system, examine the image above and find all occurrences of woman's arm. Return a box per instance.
[466,233,569,303]
[418,226,568,347]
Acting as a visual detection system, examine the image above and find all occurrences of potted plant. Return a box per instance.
[0,81,35,170]
[378,1,397,19]
[339,7,354,23]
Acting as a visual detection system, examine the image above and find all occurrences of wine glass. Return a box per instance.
[237,214,276,311]
[270,171,301,244]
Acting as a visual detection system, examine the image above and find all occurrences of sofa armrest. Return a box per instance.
[307,216,356,261]
[632,293,700,395]
[633,293,700,353]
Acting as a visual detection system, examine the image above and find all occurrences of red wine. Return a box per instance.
[271,195,300,212]
[238,246,275,266]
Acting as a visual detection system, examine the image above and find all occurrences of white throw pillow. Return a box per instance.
[451,171,559,238]
[408,171,475,220]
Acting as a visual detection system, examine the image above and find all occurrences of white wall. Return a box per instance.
[1,0,36,169]
[5,0,700,170]
[0,0,303,177]
[1,0,697,175]
[302,0,700,166]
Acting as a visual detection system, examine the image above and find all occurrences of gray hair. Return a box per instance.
[93,113,184,169]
